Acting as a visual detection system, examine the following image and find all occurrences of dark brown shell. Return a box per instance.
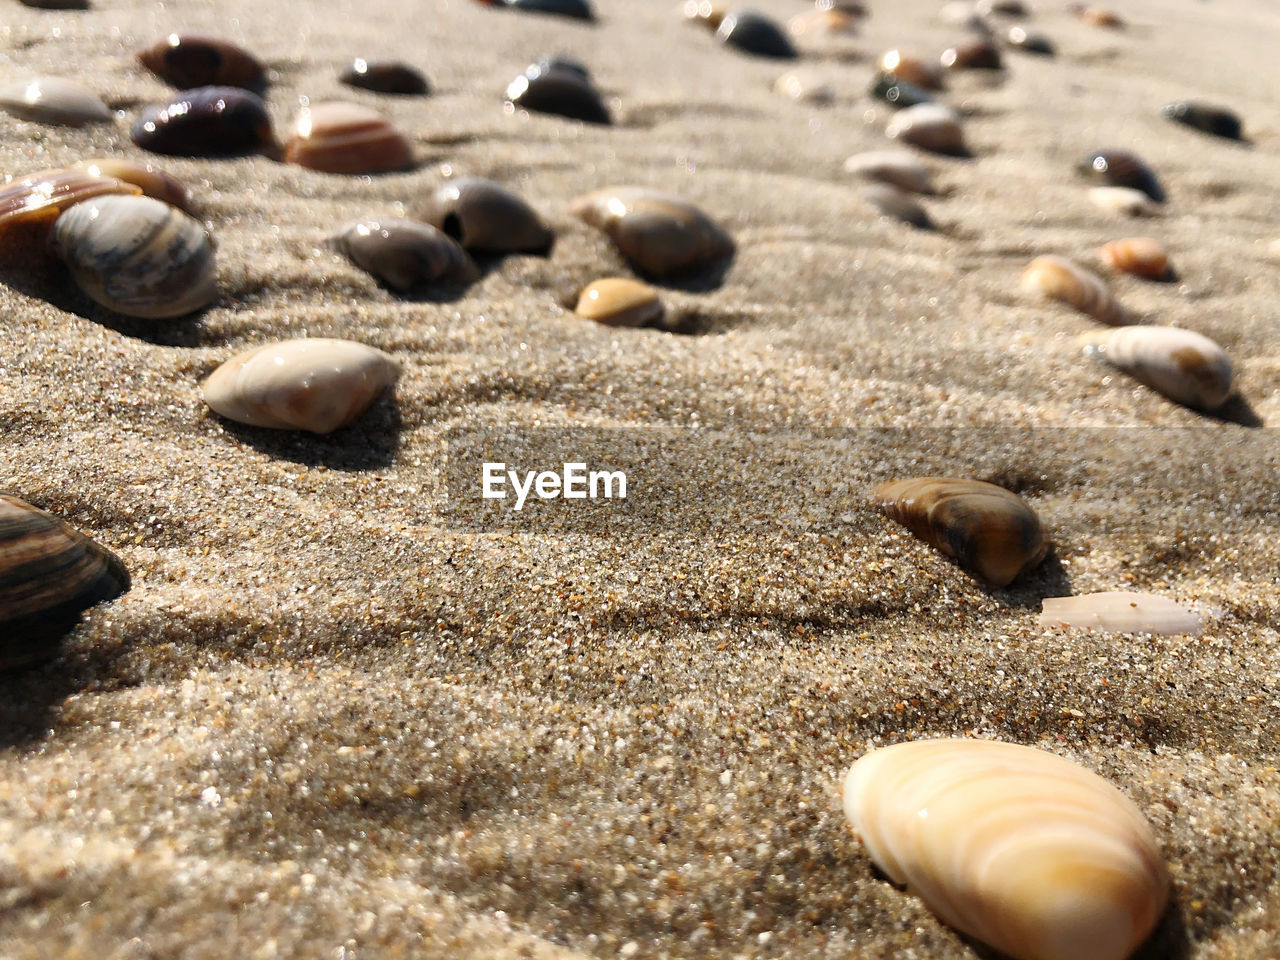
[330,218,479,290]
[339,59,430,95]
[137,34,266,90]
[872,478,1047,587]
[505,61,610,124]
[941,37,1003,70]
[715,10,798,59]
[1079,149,1164,203]
[1162,101,1243,141]
[421,178,552,254]
[131,86,275,156]
[1,494,130,669]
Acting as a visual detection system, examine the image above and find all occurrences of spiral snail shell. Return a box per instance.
[1079,150,1164,204]
[1078,325,1233,411]
[1162,100,1243,141]
[1021,255,1129,326]
[505,60,611,125]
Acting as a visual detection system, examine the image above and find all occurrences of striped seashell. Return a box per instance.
[1,494,130,670]
[715,10,798,58]
[72,158,195,214]
[872,477,1047,586]
[878,50,945,90]
[0,168,141,235]
[842,150,935,194]
[0,77,112,126]
[1089,186,1162,218]
[284,101,414,174]
[340,59,430,96]
[1099,237,1170,280]
[885,103,967,156]
[1021,255,1129,325]
[131,86,275,157]
[1040,592,1202,636]
[421,178,552,254]
[329,218,479,291]
[941,36,1004,70]
[505,60,611,125]
[202,338,401,434]
[1162,100,1243,141]
[574,277,664,328]
[1078,325,1233,410]
[844,739,1170,960]
[137,34,266,90]
[49,194,217,319]
[1079,150,1164,203]
[862,184,932,229]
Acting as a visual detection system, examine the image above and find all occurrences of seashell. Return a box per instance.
[505,60,611,124]
[1078,325,1233,410]
[682,0,729,30]
[975,0,1027,15]
[421,177,553,254]
[1100,237,1170,280]
[1070,4,1124,28]
[843,739,1170,960]
[774,71,836,105]
[871,477,1047,586]
[330,218,479,291]
[862,184,932,229]
[339,59,430,95]
[202,339,401,434]
[574,277,664,328]
[571,186,734,279]
[1089,186,1162,218]
[0,494,130,670]
[1040,592,1202,636]
[715,10,798,59]
[72,158,195,214]
[884,103,967,156]
[1162,100,1243,141]
[788,8,857,39]
[137,34,266,90]
[941,36,1004,70]
[503,0,594,19]
[0,77,112,126]
[878,50,945,90]
[284,101,413,174]
[1079,150,1164,203]
[0,168,141,235]
[871,74,935,109]
[49,194,217,319]
[131,86,275,157]
[1006,25,1055,54]
[842,150,935,194]
[1021,255,1128,326]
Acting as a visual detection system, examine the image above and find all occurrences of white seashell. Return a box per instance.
[1021,255,1128,326]
[842,150,935,194]
[49,194,217,319]
[844,739,1169,960]
[201,339,401,434]
[1040,592,1202,635]
[0,77,113,126]
[1089,186,1162,218]
[884,103,967,156]
[1078,325,1233,410]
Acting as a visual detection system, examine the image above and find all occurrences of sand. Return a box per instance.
[1,0,1279,956]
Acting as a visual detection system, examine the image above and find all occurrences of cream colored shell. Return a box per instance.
[1079,324,1233,410]
[1040,592,1202,636]
[0,77,112,126]
[574,277,663,327]
[1021,255,1128,326]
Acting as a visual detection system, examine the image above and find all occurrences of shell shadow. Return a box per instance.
[0,663,80,749]
[381,279,476,304]
[209,394,403,470]
[980,547,1073,609]
[1203,393,1263,428]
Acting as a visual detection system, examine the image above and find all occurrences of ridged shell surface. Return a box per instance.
[422,178,552,254]
[131,86,274,156]
[1040,592,1202,636]
[0,168,141,234]
[340,59,430,95]
[137,34,266,89]
[1021,255,1128,326]
[843,739,1169,960]
[505,61,611,124]
[0,494,130,670]
[0,77,112,126]
[49,194,217,319]
[574,277,664,328]
[715,10,798,58]
[843,151,934,194]
[872,477,1047,586]
[1100,237,1169,279]
[1080,150,1164,203]
[331,218,479,291]
[884,103,967,156]
[72,158,195,214]
[285,102,414,174]
[1079,325,1233,410]
[202,339,401,434]
[571,187,733,279]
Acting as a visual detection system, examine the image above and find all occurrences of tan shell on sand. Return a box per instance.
[844,739,1170,960]
[202,338,400,434]
[1040,592,1202,635]
[571,186,733,279]
[1100,237,1170,279]
[884,103,967,156]
[284,102,414,175]
[1079,325,1233,410]
[574,277,664,328]
[0,77,112,126]
[1021,255,1129,325]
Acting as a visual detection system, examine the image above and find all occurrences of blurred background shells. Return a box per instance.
[878,50,945,90]
[1,494,130,670]
[1070,4,1124,28]
[787,7,857,41]
[774,70,835,105]
[72,158,195,214]
[1089,186,1161,218]
[1021,255,1129,326]
[1163,100,1244,141]
[0,168,141,233]
[1079,325,1233,410]
[137,34,266,90]
[339,59,430,95]
[574,277,664,328]
[976,0,1028,14]
[0,77,112,126]
[884,103,967,156]
[871,477,1047,587]
[862,184,932,229]
[1040,591,1203,636]
[131,86,275,156]
[421,178,552,254]
[284,101,413,174]
[19,0,89,7]
[843,739,1169,960]
[843,150,935,194]
[1006,25,1054,54]
[1100,237,1170,280]
[940,36,1003,70]
[681,0,728,31]
[1079,149,1165,203]
[49,194,217,319]
[202,338,401,434]
[330,218,479,291]
[571,186,734,279]
[500,0,594,20]
[871,74,934,109]
[715,10,798,59]
[505,59,611,124]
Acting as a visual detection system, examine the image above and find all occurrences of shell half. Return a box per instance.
[0,77,113,126]
[1079,325,1233,410]
[1021,255,1128,326]
[1040,592,1202,636]
[284,102,414,175]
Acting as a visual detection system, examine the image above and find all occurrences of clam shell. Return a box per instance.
[284,101,414,174]
[1007,25,1055,54]
[131,86,274,156]
[49,194,217,319]
[878,50,945,90]
[1040,592,1202,636]
[842,150,935,194]
[1162,100,1243,141]
[137,34,266,90]
[570,186,734,279]
[1079,325,1233,410]
[72,158,195,214]
[1099,237,1169,280]
[844,739,1170,960]
[339,59,430,95]
[421,178,552,254]
[884,103,967,156]
[862,184,932,229]
[715,10,798,59]
[330,218,479,291]
[941,36,1003,70]
[0,77,112,126]
[0,168,141,235]
[202,338,401,434]
[1079,150,1164,203]
[872,477,1047,587]
[1021,255,1129,326]
[574,277,664,328]
[505,61,611,124]
[1089,186,1161,218]
[871,74,934,109]
[0,494,130,670]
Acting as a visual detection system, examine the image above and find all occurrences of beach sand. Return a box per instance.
[1,0,1278,956]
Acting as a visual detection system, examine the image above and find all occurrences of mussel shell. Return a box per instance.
[137,34,266,90]
[284,101,414,174]
[571,186,734,279]
[862,184,932,229]
[715,10,798,59]
[72,158,195,214]
[574,277,664,328]
[0,168,141,235]
[1079,150,1164,203]
[1162,100,1243,141]
[872,477,1047,586]
[941,36,1003,70]
[421,177,552,254]
[884,103,967,156]
[339,59,430,95]
[871,74,934,109]
[131,86,275,156]
[49,194,218,319]
[1079,325,1233,410]
[1021,255,1129,326]
[0,494,130,669]
[504,0,594,19]
[0,77,112,126]
[330,218,479,291]
[1040,592,1202,636]
[842,150,935,194]
[1099,236,1169,280]
[505,61,611,124]
[202,338,401,434]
